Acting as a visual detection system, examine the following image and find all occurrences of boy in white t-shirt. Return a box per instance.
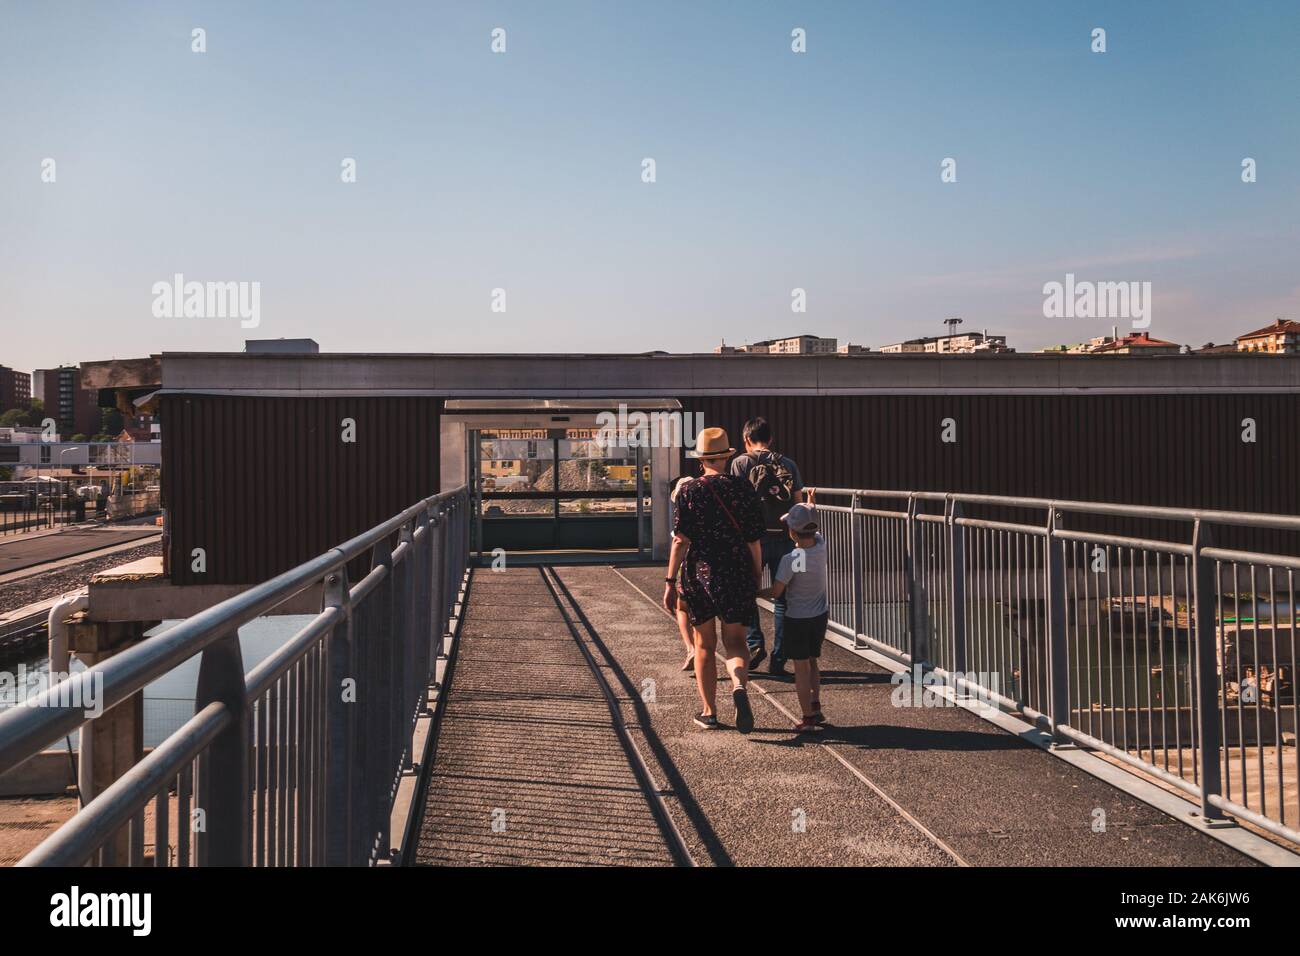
[757,502,829,732]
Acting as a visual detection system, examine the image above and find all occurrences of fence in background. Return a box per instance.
[0,494,81,536]
[0,485,471,867]
[810,487,1300,848]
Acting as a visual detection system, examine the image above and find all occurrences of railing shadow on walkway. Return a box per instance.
[545,569,734,867]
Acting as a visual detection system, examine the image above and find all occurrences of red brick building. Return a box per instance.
[0,365,32,411]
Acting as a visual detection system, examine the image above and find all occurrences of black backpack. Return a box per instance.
[746,450,795,530]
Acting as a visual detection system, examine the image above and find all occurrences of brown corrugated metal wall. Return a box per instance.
[159,391,1300,587]
[681,394,1300,552]
[161,395,441,585]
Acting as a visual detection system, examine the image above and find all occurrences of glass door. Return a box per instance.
[473,426,650,556]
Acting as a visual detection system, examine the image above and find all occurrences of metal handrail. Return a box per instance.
[807,485,1300,849]
[22,704,231,867]
[812,486,1300,532]
[1,484,471,867]
[0,490,459,772]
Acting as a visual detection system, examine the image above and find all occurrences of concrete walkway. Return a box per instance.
[414,564,1257,867]
[413,569,677,866]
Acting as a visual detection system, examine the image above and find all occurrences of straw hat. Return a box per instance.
[686,427,735,460]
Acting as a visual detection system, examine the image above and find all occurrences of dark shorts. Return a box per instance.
[783,611,828,661]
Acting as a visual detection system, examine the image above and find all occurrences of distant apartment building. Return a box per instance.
[1235,319,1300,354]
[0,365,32,410]
[1088,331,1182,355]
[879,338,927,354]
[881,330,1011,354]
[1038,333,1119,354]
[715,333,838,354]
[1039,330,1181,355]
[33,365,100,437]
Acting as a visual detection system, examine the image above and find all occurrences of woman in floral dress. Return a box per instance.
[663,427,766,732]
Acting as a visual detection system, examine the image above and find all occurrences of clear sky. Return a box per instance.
[2,0,1298,371]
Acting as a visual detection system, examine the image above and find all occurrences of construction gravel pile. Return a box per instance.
[490,460,624,515]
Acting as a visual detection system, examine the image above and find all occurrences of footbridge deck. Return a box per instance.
[413,565,1259,868]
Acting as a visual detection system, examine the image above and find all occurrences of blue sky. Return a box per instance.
[2,0,1298,370]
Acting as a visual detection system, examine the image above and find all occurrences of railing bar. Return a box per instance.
[1185,554,1198,785]
[177,763,192,867]
[269,678,280,865]
[1269,566,1282,826]
[1201,547,1300,571]
[245,607,341,701]
[129,809,144,866]
[18,705,227,867]
[1101,545,1113,748]
[1053,528,1193,556]
[1082,537,1093,740]
[1251,565,1264,815]
[1290,569,1299,830]
[304,645,313,867]
[257,690,268,867]
[154,784,169,868]
[1157,550,1170,774]
[1131,547,1141,756]
[1171,553,1185,778]
[278,670,289,866]
[1142,549,1153,763]
[287,661,297,866]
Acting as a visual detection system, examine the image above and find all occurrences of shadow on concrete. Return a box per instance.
[546,569,735,867]
[750,669,893,688]
[816,723,1029,753]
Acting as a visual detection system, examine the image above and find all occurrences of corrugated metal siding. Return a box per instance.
[682,394,1300,554]
[161,396,441,585]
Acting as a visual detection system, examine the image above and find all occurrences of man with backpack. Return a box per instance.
[730,417,803,675]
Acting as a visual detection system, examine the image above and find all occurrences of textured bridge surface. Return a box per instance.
[415,565,1259,868]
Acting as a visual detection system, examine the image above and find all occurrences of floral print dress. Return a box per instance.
[673,473,767,627]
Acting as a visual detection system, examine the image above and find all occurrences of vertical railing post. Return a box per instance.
[431,508,448,665]
[413,507,433,713]
[1192,519,1226,821]
[905,495,931,667]
[850,492,864,649]
[194,630,250,866]
[398,519,418,772]
[948,498,967,676]
[368,536,396,862]
[1046,508,1070,741]
[322,566,354,866]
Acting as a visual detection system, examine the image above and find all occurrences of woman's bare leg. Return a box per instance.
[676,604,695,668]
[718,622,750,691]
[692,618,719,715]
